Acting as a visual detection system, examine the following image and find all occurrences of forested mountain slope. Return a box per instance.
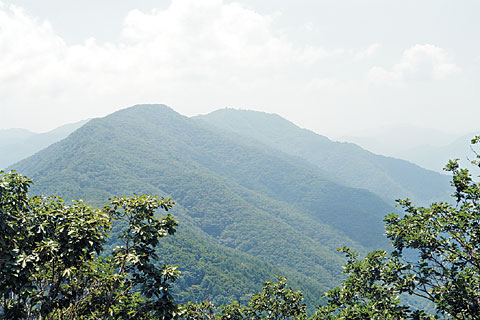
[10,104,393,306]
[0,119,89,169]
[196,109,451,205]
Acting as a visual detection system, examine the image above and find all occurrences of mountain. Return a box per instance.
[337,125,458,158]
[195,109,452,206]
[0,128,35,145]
[10,104,396,307]
[337,124,479,174]
[395,132,480,174]
[0,120,89,169]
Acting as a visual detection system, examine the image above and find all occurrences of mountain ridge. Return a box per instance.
[195,108,451,206]
[9,104,400,307]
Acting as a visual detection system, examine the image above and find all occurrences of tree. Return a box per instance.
[181,276,307,320]
[0,171,179,320]
[315,137,480,320]
[246,276,306,320]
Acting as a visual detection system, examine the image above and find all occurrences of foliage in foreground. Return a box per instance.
[0,171,178,319]
[182,276,306,320]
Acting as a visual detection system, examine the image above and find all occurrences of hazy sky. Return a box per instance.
[1,0,479,137]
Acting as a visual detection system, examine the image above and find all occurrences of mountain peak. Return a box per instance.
[111,104,177,117]
[0,128,35,144]
[81,104,186,133]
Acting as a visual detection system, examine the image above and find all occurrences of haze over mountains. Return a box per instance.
[3,104,457,307]
[396,132,480,174]
[339,125,459,157]
[339,125,479,173]
[0,120,89,170]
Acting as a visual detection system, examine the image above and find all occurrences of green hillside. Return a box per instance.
[196,109,452,205]
[11,104,395,307]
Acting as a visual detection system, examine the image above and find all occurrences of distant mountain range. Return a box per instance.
[338,125,458,156]
[338,125,478,173]
[0,120,89,169]
[395,132,480,173]
[4,104,455,307]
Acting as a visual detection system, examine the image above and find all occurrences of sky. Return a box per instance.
[0,0,479,138]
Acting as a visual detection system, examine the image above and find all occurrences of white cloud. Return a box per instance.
[0,4,66,83]
[2,0,474,138]
[0,0,347,131]
[303,22,314,32]
[305,77,339,91]
[354,43,380,61]
[366,44,461,87]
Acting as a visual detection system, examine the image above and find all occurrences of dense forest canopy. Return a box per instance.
[1,136,480,319]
